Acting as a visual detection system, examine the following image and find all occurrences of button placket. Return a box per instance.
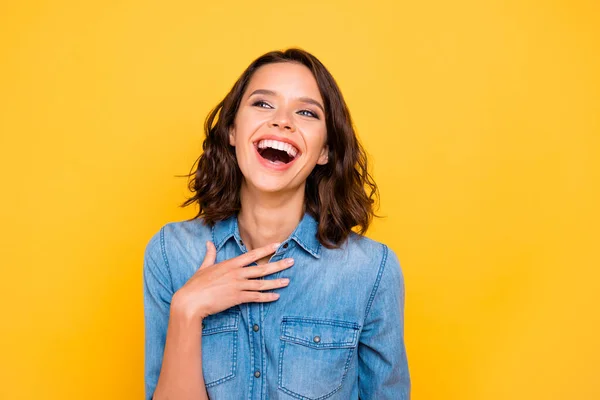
[247,241,291,395]
[249,302,262,396]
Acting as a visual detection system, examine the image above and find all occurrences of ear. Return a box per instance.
[229,125,236,146]
[316,144,329,165]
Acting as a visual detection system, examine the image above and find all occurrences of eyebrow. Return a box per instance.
[248,89,325,114]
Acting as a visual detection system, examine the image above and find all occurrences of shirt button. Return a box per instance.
[252,324,260,332]
[254,370,261,378]
[313,336,321,343]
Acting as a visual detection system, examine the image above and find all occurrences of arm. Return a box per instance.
[144,230,290,399]
[358,245,411,399]
[143,228,208,400]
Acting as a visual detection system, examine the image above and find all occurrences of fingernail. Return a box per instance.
[285,258,294,266]
[273,243,281,250]
[281,278,290,284]
[273,293,280,299]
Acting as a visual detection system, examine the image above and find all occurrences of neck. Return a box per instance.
[237,181,305,253]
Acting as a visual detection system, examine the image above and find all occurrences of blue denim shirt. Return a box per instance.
[143,213,410,399]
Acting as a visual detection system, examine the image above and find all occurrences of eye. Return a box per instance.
[252,100,273,109]
[297,109,319,119]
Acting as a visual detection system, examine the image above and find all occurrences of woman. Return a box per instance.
[143,48,410,399]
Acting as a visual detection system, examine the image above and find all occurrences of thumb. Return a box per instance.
[200,241,217,268]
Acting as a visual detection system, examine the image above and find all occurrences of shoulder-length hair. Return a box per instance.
[181,48,378,248]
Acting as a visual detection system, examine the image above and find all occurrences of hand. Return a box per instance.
[172,241,293,321]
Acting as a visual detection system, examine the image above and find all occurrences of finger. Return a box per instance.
[200,241,217,269]
[240,258,294,279]
[241,291,281,303]
[230,242,280,268]
[240,277,290,292]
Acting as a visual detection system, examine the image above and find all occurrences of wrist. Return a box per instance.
[171,291,205,323]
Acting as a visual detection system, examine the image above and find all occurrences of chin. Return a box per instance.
[251,175,292,193]
[245,174,300,194]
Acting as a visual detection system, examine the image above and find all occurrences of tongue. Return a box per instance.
[260,147,290,164]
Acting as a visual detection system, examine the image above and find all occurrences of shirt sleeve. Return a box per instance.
[143,227,174,400]
[358,245,411,399]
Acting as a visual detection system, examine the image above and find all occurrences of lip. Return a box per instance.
[252,134,302,172]
[253,143,299,171]
[252,135,302,157]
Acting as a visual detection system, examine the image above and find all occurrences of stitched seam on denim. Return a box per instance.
[290,233,320,258]
[260,302,267,400]
[202,314,239,335]
[213,225,233,251]
[247,306,254,400]
[281,318,360,347]
[278,317,358,399]
[282,317,359,329]
[206,315,239,387]
[277,347,354,400]
[342,346,357,382]
[205,373,235,388]
[203,312,239,388]
[202,326,237,335]
[280,337,357,349]
[248,303,261,399]
[277,341,288,394]
[231,328,238,386]
[159,226,174,293]
[363,243,388,321]
[211,225,216,250]
[204,329,238,388]
[281,329,358,346]
[330,346,358,400]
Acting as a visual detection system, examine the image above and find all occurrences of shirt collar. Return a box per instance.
[211,212,321,259]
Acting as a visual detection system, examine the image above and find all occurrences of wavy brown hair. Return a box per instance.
[181,48,378,248]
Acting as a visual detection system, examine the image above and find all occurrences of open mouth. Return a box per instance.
[254,139,300,165]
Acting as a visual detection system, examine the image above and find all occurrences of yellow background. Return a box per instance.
[1,0,599,399]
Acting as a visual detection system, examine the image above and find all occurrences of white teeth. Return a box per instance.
[256,139,299,158]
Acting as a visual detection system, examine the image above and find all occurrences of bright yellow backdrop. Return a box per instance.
[1,0,599,399]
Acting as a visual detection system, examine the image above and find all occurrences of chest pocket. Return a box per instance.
[201,310,239,387]
[278,316,360,400]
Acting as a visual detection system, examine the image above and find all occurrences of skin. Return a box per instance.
[230,62,329,259]
[152,62,328,399]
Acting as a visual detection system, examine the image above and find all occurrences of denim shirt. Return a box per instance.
[143,213,410,400]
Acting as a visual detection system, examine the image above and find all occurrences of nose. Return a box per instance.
[268,109,296,133]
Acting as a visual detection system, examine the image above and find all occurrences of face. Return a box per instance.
[229,62,329,194]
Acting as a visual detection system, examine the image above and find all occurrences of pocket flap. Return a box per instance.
[202,311,239,335]
[280,317,360,349]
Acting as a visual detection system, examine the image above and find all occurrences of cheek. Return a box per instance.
[239,108,269,127]
[304,127,327,157]
[232,128,258,169]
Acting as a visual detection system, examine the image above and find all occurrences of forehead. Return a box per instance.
[245,62,323,102]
